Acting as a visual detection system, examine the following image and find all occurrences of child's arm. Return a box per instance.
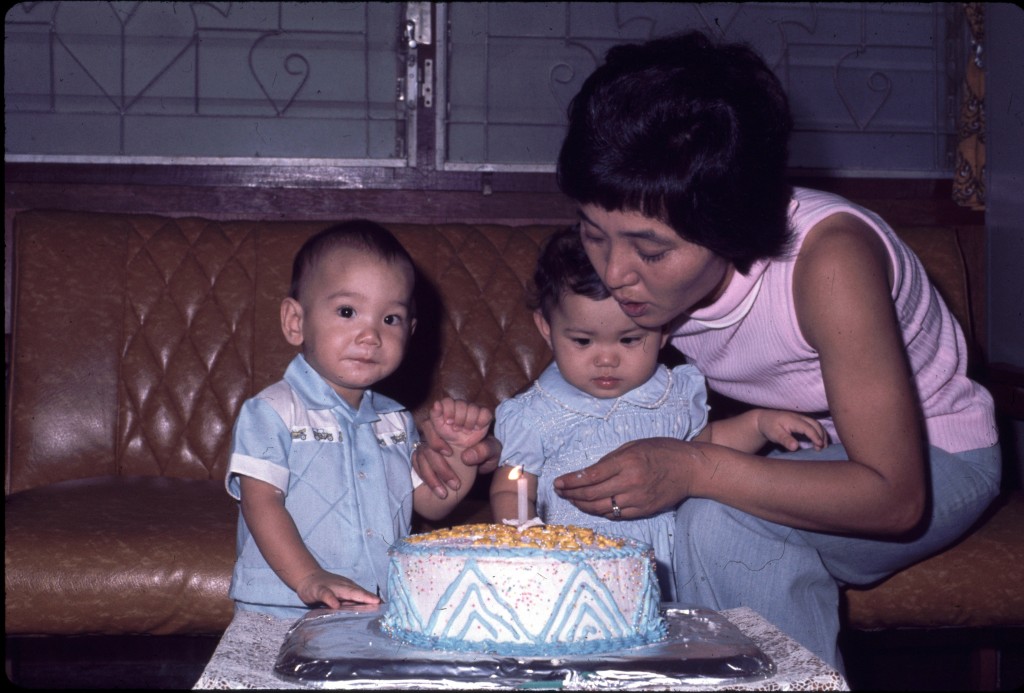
[695,408,827,453]
[413,398,492,520]
[490,466,538,524]
[239,476,380,608]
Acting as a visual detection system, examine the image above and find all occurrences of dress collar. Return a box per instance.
[535,362,673,419]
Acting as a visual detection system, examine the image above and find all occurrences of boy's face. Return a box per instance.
[281,247,416,408]
[534,292,667,400]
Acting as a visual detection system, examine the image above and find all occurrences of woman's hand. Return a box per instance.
[414,415,502,498]
[552,437,697,520]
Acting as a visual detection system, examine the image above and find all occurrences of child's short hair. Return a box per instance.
[556,30,793,274]
[530,226,610,320]
[290,220,416,310]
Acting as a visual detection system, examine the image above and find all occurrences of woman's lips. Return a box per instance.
[618,300,648,318]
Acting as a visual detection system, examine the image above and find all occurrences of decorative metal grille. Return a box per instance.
[4,1,408,163]
[5,2,962,175]
[438,2,962,176]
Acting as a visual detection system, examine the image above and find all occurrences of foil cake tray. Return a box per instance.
[274,603,775,687]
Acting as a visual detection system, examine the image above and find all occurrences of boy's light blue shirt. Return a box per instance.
[226,354,419,616]
[494,361,709,599]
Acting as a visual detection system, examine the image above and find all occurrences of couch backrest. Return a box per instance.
[5,211,558,493]
[5,210,982,494]
[896,226,977,344]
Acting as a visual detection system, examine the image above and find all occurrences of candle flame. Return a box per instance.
[508,465,523,481]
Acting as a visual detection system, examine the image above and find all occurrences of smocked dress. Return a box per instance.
[495,361,710,599]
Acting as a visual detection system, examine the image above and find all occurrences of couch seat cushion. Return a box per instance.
[5,476,236,636]
[844,491,1024,630]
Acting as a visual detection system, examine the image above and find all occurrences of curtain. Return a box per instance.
[952,3,985,210]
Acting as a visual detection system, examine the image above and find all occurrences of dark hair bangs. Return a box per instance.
[529,226,610,319]
[557,31,796,274]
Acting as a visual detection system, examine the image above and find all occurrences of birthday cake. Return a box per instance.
[379,523,667,656]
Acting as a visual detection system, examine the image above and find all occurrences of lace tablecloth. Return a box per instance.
[192,606,848,690]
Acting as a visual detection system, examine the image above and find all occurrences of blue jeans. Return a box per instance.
[672,443,1001,673]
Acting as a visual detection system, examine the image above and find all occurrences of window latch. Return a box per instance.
[404,2,432,48]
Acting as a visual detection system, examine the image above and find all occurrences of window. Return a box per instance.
[4,1,409,163]
[437,2,962,176]
[5,2,963,177]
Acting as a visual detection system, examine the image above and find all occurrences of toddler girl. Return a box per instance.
[491,227,825,598]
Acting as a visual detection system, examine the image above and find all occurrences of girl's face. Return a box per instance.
[534,292,667,399]
[578,204,734,330]
[281,248,416,408]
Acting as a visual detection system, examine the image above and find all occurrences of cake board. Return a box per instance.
[273,603,775,688]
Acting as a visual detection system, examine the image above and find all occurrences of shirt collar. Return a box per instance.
[282,354,404,423]
[535,361,673,418]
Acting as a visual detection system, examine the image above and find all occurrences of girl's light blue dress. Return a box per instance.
[495,362,709,600]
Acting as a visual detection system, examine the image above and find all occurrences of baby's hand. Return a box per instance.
[756,410,828,452]
[295,569,381,610]
[429,398,493,450]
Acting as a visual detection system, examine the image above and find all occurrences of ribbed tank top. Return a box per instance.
[671,187,996,453]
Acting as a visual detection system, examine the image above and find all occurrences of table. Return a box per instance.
[193,606,849,690]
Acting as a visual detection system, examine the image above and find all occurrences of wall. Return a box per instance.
[986,2,1024,483]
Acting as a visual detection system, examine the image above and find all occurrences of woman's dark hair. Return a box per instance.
[290,219,416,316]
[530,225,610,320]
[557,30,793,274]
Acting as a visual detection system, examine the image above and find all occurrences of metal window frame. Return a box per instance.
[4,1,419,169]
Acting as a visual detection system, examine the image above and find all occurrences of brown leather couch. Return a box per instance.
[6,210,1022,657]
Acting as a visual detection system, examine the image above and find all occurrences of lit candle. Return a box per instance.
[509,465,527,525]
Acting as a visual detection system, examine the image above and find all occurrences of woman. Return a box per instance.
[418,31,1000,672]
[550,30,1000,670]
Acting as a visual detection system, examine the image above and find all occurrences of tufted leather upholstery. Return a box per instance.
[5,209,1022,638]
[5,211,554,635]
[843,491,1024,630]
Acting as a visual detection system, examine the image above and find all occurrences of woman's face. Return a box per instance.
[577,204,734,329]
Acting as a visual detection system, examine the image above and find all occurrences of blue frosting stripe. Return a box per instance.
[383,625,653,657]
[393,540,642,560]
[429,559,531,644]
[542,562,630,642]
[383,557,422,631]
